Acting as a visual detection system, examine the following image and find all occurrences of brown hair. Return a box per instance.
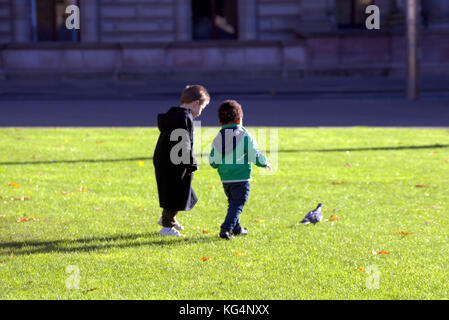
[180,85,210,105]
[218,100,243,125]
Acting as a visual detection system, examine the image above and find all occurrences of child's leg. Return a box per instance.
[221,182,250,234]
[161,209,179,228]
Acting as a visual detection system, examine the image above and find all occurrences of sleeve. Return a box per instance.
[209,144,219,169]
[185,116,198,173]
[246,134,268,168]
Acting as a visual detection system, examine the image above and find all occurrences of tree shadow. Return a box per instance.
[0,156,153,166]
[0,143,447,167]
[277,143,449,153]
[0,232,221,256]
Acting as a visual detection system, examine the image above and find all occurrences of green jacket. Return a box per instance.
[209,124,268,182]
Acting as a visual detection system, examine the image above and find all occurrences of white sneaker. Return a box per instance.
[158,217,184,231]
[160,227,184,237]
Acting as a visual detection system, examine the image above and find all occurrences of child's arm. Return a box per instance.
[209,144,219,169]
[246,134,269,168]
[185,117,198,173]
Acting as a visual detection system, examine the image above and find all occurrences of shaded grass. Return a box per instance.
[0,127,448,299]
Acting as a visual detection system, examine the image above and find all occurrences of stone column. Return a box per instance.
[238,0,257,40]
[422,0,449,29]
[11,0,31,42]
[297,0,336,34]
[80,0,100,42]
[174,0,192,41]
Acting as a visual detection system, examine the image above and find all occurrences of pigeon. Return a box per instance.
[301,203,323,225]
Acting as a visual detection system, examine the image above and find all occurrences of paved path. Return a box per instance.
[1,77,449,127]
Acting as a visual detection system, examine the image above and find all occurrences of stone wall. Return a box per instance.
[2,29,449,79]
[99,0,176,42]
[257,0,300,40]
[0,0,11,43]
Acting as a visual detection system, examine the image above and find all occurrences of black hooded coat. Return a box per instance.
[153,107,198,211]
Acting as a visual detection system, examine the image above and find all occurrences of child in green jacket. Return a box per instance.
[209,100,271,239]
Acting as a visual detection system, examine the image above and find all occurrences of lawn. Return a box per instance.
[0,127,448,300]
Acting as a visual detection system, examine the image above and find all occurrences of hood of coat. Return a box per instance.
[213,126,245,155]
[157,107,192,132]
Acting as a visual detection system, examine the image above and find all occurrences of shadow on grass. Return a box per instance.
[0,143,447,166]
[0,232,221,256]
[0,156,153,166]
[278,143,449,153]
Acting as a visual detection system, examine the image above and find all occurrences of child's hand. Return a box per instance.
[265,164,272,171]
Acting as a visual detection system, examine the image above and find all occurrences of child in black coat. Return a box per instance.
[153,85,210,237]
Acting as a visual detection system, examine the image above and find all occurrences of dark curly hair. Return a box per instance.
[218,100,243,125]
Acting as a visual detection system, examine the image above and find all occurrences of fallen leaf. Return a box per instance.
[202,230,210,234]
[8,182,20,188]
[61,191,69,195]
[16,217,38,222]
[234,252,247,256]
[95,140,104,144]
[329,214,340,221]
[331,181,345,185]
[232,265,240,270]
[356,266,365,272]
[36,172,42,175]
[377,250,388,255]
[201,256,212,262]
[17,137,24,140]
[95,208,103,212]
[77,187,89,193]
[429,205,441,209]
[430,151,438,155]
[415,184,427,188]
[252,218,265,223]
[11,197,31,201]
[396,230,413,236]
[344,163,352,167]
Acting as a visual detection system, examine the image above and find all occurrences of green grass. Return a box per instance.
[0,127,448,300]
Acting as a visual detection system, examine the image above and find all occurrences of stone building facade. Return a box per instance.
[0,0,448,78]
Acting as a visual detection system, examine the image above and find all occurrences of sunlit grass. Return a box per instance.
[0,127,448,299]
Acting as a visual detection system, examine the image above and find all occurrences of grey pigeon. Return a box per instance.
[301,203,323,225]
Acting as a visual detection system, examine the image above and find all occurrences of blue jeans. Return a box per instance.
[221,181,250,234]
